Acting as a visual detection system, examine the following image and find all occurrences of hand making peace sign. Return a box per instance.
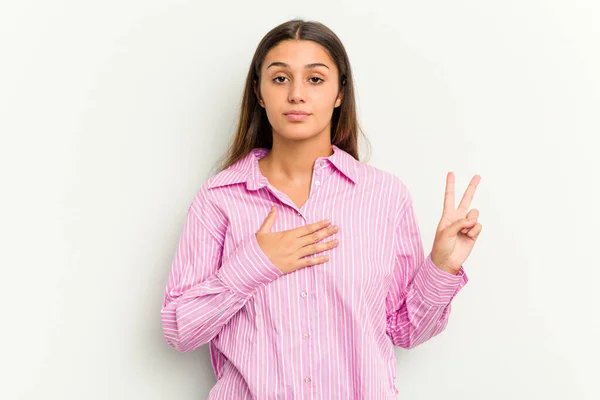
[430,172,482,275]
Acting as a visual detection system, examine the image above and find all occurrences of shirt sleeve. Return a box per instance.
[385,187,468,349]
[160,202,284,352]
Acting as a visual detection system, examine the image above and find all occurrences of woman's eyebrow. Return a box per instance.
[266,62,330,70]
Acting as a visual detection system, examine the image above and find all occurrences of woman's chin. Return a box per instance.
[279,132,321,142]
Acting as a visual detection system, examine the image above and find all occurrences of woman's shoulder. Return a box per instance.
[186,180,229,238]
[355,161,410,197]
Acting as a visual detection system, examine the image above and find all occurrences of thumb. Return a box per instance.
[257,206,278,234]
[447,217,477,236]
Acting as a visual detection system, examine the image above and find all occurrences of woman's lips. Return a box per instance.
[284,113,310,121]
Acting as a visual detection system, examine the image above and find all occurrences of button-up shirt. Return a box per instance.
[161,144,468,399]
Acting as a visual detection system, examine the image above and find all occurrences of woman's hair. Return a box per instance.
[212,18,370,174]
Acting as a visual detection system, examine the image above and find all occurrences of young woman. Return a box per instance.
[161,19,482,399]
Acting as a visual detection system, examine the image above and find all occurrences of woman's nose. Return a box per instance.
[288,81,306,103]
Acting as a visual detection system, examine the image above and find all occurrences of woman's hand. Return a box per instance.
[256,206,340,274]
[431,172,482,274]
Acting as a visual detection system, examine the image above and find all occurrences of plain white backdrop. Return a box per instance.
[1,0,598,399]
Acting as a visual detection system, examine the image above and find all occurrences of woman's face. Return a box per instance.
[256,40,343,143]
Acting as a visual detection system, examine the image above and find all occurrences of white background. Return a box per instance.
[1,0,598,399]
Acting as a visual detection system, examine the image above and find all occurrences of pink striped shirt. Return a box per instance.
[161,144,468,399]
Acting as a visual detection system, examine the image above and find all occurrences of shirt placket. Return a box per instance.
[257,154,331,398]
[300,158,331,399]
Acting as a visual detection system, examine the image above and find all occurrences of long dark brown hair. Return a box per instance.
[212,18,370,174]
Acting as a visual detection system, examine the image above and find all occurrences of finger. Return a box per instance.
[297,255,330,269]
[298,224,338,247]
[295,219,332,238]
[460,209,479,233]
[466,223,482,240]
[448,217,478,236]
[298,238,339,258]
[257,206,278,234]
[443,171,455,214]
[467,209,480,220]
[457,174,481,213]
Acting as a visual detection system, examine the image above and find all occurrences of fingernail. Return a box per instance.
[468,218,475,222]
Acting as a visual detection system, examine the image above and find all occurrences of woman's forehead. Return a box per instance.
[263,40,335,70]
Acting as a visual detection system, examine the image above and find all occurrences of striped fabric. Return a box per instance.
[161,144,468,399]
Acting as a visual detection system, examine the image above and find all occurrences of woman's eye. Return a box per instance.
[272,76,324,84]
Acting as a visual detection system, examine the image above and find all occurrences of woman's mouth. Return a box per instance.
[284,111,311,121]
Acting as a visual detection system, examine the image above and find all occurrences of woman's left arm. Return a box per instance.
[385,173,481,349]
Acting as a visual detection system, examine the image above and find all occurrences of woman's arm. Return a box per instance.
[160,204,283,352]
[385,188,468,349]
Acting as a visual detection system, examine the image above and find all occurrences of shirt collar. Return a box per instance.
[206,144,358,191]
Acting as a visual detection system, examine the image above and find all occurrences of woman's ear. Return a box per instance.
[253,80,265,108]
[334,87,344,108]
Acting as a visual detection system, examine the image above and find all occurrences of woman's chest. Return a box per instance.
[220,185,398,296]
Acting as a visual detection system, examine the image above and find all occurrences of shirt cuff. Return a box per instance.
[412,253,469,306]
[216,233,284,298]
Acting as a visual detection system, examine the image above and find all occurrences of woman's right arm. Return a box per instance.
[160,204,284,353]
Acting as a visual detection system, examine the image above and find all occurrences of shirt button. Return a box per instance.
[314,180,320,186]
[303,333,310,339]
[305,377,311,383]
[300,291,307,298]
[319,161,325,167]
[297,212,301,216]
